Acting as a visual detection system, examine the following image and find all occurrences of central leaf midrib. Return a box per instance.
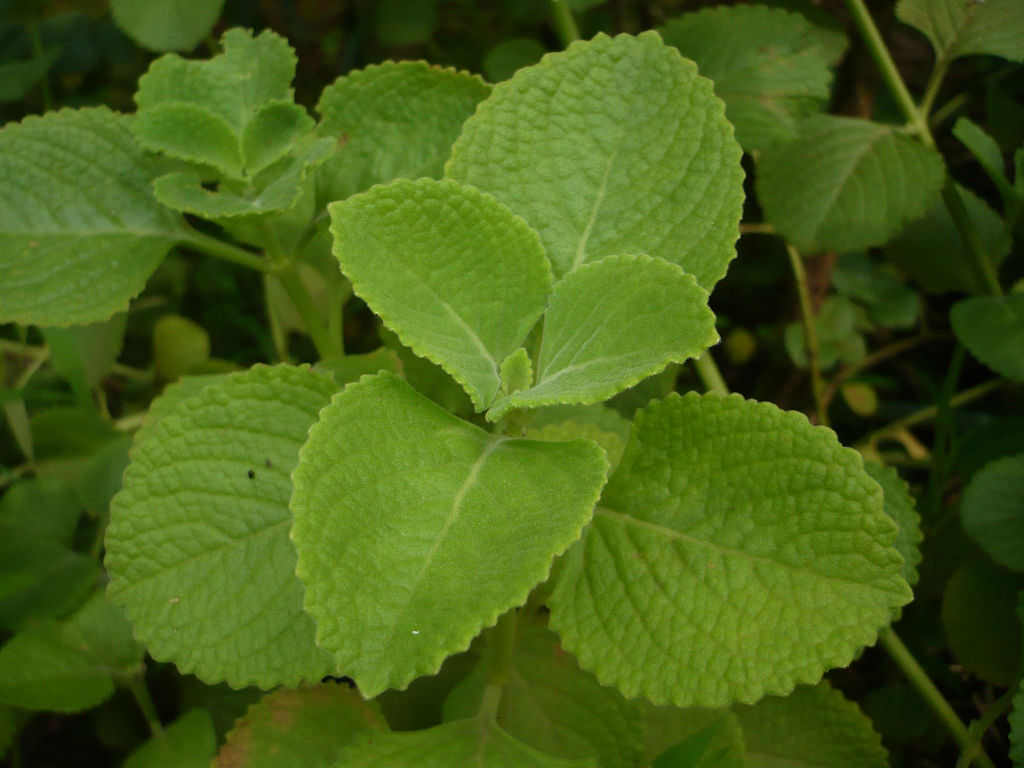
[572,146,620,272]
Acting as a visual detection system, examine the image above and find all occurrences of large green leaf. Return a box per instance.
[215,685,387,768]
[549,393,911,707]
[757,115,946,254]
[734,682,888,768]
[896,0,1024,64]
[106,364,338,688]
[864,462,922,588]
[111,0,226,52]
[0,108,186,326]
[124,709,216,768]
[659,5,833,151]
[316,61,490,204]
[961,454,1024,572]
[291,373,608,698]
[446,32,744,288]
[488,254,717,420]
[951,294,1024,380]
[329,178,552,411]
[331,718,597,767]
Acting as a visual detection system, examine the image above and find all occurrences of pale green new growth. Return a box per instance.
[549,392,911,707]
[896,0,1024,64]
[0,108,186,326]
[105,365,338,689]
[735,682,889,768]
[446,32,744,289]
[961,454,1024,572]
[124,709,216,768]
[659,5,834,151]
[290,373,608,697]
[329,179,552,411]
[111,0,226,52]
[951,294,1024,380]
[500,348,534,395]
[757,115,946,254]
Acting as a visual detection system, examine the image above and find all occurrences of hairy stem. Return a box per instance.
[787,245,828,425]
[550,0,580,46]
[693,352,728,396]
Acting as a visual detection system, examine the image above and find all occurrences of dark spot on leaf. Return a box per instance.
[247,469,255,479]
[265,458,272,468]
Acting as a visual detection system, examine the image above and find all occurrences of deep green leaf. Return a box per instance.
[111,0,225,52]
[550,393,910,706]
[831,253,919,329]
[446,32,744,288]
[106,365,338,688]
[659,5,833,151]
[951,294,1024,380]
[896,0,1024,64]
[961,454,1024,571]
[0,108,186,326]
[291,373,608,697]
[784,296,866,370]
[864,462,922,588]
[954,116,1017,204]
[124,709,216,768]
[0,477,81,546]
[483,38,546,82]
[642,706,745,768]
[0,45,60,103]
[757,115,945,254]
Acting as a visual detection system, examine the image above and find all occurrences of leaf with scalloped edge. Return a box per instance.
[549,392,911,707]
[951,294,1024,380]
[446,32,744,287]
[111,0,225,52]
[0,108,186,327]
[291,373,608,698]
[316,61,490,204]
[734,682,889,768]
[329,178,552,412]
[896,0,1024,65]
[106,364,338,689]
[961,454,1024,572]
[215,684,387,768]
[659,5,833,151]
[488,254,716,421]
[864,462,922,588]
[757,115,945,254]
[332,718,597,768]
[124,709,216,768]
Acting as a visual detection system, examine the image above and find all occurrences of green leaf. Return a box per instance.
[0,477,81,546]
[951,294,1024,380]
[315,61,490,203]
[962,454,1024,571]
[332,718,597,767]
[483,38,546,82]
[124,709,216,768]
[954,117,1018,204]
[784,296,866,370]
[314,348,402,387]
[831,252,919,329]
[153,161,310,219]
[0,592,143,712]
[106,364,338,689]
[153,313,211,381]
[215,685,387,768]
[488,255,717,421]
[446,32,744,288]
[111,0,226,52]
[642,707,745,768]
[896,0,1024,64]
[0,108,186,326]
[549,393,910,707]
[734,682,888,768]
[291,373,608,698]
[43,314,127,405]
[659,5,833,151]
[500,348,534,396]
[0,45,60,103]
[864,462,922,588]
[757,115,946,254]
[650,723,721,768]
[329,178,552,412]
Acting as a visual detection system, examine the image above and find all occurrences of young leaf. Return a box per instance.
[488,254,717,420]
[329,178,553,411]
[215,685,387,768]
[950,294,1024,380]
[446,32,744,288]
[315,61,490,203]
[106,364,338,689]
[549,392,911,707]
[734,682,889,768]
[659,5,833,151]
[0,108,187,326]
[332,718,597,767]
[124,709,216,768]
[864,462,923,588]
[896,0,1024,65]
[961,454,1024,572]
[290,373,608,698]
[111,0,226,52]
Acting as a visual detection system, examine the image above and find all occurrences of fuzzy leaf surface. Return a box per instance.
[550,393,911,707]
[216,685,387,768]
[0,108,186,326]
[896,0,1024,64]
[111,0,225,52]
[951,294,1024,380]
[329,179,552,411]
[446,32,744,288]
[659,5,833,151]
[124,709,216,768]
[488,255,717,420]
[864,462,922,587]
[291,373,608,698]
[316,61,490,203]
[961,454,1024,571]
[757,115,945,254]
[734,682,888,768]
[106,365,337,688]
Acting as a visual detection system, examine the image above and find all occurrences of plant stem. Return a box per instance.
[786,244,828,425]
[273,267,343,360]
[956,682,1019,768]
[478,609,519,721]
[179,229,271,273]
[550,0,580,46]
[878,627,995,768]
[941,183,1004,297]
[739,222,776,236]
[127,676,163,737]
[692,352,728,396]
[918,56,951,124]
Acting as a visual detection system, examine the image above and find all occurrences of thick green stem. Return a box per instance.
[879,628,995,768]
[942,183,1004,297]
[692,352,728,396]
[273,267,342,360]
[550,0,580,47]
[180,229,271,273]
[786,245,828,425]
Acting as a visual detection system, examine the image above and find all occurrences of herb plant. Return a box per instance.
[1,1,1023,766]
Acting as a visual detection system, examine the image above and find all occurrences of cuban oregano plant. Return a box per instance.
[0,23,918,768]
